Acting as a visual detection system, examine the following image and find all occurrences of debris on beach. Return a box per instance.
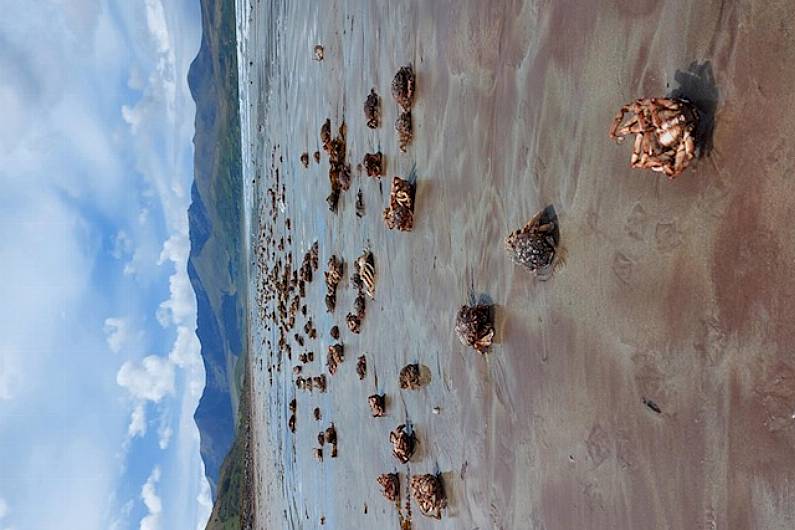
[363,152,384,178]
[313,151,321,164]
[505,209,559,279]
[364,88,381,128]
[369,394,386,417]
[391,64,415,111]
[288,414,296,433]
[390,424,416,463]
[384,176,416,231]
[313,45,324,61]
[399,364,422,390]
[314,448,324,461]
[395,110,413,152]
[313,407,321,421]
[330,325,340,340]
[455,304,495,353]
[609,97,699,179]
[410,474,447,519]
[300,152,309,168]
[356,355,367,380]
[377,473,401,503]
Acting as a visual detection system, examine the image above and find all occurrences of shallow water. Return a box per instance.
[241,1,795,528]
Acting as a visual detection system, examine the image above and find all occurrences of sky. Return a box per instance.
[0,1,212,529]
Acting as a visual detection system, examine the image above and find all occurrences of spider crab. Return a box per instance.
[390,424,416,463]
[377,473,400,503]
[364,88,381,129]
[410,474,447,519]
[384,176,416,231]
[455,304,494,353]
[505,209,559,279]
[609,97,699,179]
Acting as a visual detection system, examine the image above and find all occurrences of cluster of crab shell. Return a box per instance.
[504,209,559,280]
[384,176,416,231]
[320,119,352,212]
[391,65,415,152]
[345,250,375,333]
[295,373,327,393]
[609,97,699,179]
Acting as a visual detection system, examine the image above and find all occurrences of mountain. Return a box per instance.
[186,0,246,501]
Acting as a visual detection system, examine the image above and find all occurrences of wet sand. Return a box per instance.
[239,1,795,528]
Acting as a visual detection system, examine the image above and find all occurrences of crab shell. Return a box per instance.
[399,363,422,390]
[504,214,557,277]
[395,110,413,152]
[455,304,495,353]
[377,473,401,502]
[391,64,415,110]
[368,394,386,417]
[389,424,416,463]
[410,474,447,519]
[356,355,367,380]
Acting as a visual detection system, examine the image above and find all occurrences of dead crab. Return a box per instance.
[355,250,376,298]
[384,176,416,231]
[410,474,447,519]
[609,97,699,179]
[399,363,422,390]
[362,152,384,178]
[364,88,381,128]
[395,110,413,152]
[377,473,400,503]
[389,424,416,463]
[368,394,386,417]
[455,304,495,353]
[391,64,415,110]
[346,312,362,334]
[300,152,309,168]
[356,355,367,380]
[505,209,559,279]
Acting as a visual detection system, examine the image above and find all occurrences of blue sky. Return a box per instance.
[0,1,212,529]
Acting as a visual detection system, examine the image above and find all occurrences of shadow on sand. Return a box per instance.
[669,61,719,157]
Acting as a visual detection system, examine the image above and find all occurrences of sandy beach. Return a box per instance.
[240,1,795,528]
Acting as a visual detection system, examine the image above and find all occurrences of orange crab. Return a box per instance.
[609,97,699,179]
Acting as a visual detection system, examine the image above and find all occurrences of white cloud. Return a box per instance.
[140,467,162,530]
[128,403,147,438]
[158,425,173,450]
[116,355,175,402]
[112,230,134,260]
[156,233,195,327]
[104,317,131,354]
